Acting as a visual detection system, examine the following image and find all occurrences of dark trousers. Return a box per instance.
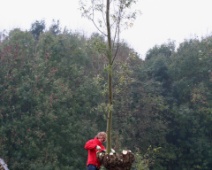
[87,164,99,170]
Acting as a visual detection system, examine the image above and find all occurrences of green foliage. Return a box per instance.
[0,25,212,169]
[30,20,45,40]
[0,27,101,169]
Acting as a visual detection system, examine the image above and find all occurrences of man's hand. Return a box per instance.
[96,145,101,150]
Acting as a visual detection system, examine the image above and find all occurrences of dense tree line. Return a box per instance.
[0,21,212,170]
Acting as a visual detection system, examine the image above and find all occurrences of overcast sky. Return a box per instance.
[1,0,212,58]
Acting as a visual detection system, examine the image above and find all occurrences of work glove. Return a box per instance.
[96,145,101,150]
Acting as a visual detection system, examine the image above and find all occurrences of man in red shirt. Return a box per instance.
[84,132,107,170]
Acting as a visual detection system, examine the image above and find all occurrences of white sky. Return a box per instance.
[1,0,212,58]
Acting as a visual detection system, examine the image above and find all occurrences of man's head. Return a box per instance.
[96,131,107,143]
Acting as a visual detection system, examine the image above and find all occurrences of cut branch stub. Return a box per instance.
[0,158,9,170]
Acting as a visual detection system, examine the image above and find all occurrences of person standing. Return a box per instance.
[84,132,107,170]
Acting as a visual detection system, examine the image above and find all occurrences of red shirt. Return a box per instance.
[84,137,105,168]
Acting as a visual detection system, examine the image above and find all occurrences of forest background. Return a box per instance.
[0,20,212,170]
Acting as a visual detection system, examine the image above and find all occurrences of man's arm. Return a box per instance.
[84,139,97,150]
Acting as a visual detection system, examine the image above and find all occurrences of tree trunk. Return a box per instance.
[106,0,113,153]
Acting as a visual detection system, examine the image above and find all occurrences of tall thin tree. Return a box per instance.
[80,0,139,153]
